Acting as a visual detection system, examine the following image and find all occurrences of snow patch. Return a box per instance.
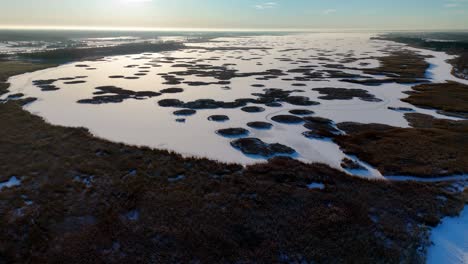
[307,182,325,190]
[0,176,21,190]
[427,207,468,264]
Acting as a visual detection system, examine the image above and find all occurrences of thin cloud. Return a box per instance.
[444,0,468,8]
[255,2,278,10]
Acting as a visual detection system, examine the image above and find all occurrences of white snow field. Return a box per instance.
[2,33,468,177]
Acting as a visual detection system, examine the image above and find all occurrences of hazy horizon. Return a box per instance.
[1,0,467,31]
[0,26,468,33]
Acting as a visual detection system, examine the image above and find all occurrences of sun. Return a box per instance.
[121,0,153,4]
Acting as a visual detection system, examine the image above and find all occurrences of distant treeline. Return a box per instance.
[18,41,185,63]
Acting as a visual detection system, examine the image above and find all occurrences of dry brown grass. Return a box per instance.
[452,52,468,76]
[0,102,465,263]
[336,114,468,177]
[403,81,468,118]
[364,50,430,80]
[0,61,57,95]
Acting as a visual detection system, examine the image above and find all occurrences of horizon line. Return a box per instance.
[0,25,467,33]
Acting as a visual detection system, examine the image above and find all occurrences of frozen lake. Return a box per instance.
[3,33,468,177]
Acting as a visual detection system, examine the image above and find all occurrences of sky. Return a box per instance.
[0,0,467,31]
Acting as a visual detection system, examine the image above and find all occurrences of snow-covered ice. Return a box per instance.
[307,182,325,190]
[427,207,468,264]
[0,176,21,190]
[2,33,467,177]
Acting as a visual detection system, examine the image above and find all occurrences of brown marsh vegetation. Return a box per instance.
[364,50,430,80]
[0,101,466,263]
[335,113,468,177]
[0,61,57,95]
[451,53,468,79]
[0,45,466,263]
[403,81,468,118]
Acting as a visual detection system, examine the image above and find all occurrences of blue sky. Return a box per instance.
[0,0,467,30]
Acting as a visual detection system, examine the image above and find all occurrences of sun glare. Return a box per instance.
[121,0,152,4]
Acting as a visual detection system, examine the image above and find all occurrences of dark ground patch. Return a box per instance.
[173,109,197,116]
[271,115,304,124]
[333,50,431,86]
[379,33,468,80]
[302,117,341,139]
[341,158,366,170]
[335,113,468,177]
[160,88,184,94]
[289,109,314,115]
[388,106,415,112]
[167,64,286,81]
[362,50,430,82]
[64,80,87,85]
[292,83,307,87]
[231,138,296,157]
[283,96,319,106]
[20,42,184,63]
[241,106,265,113]
[451,53,468,80]
[77,86,161,104]
[208,115,230,122]
[247,122,273,130]
[313,87,382,102]
[157,89,318,111]
[37,84,60,91]
[402,81,468,118]
[32,79,61,91]
[216,128,250,137]
[6,93,24,99]
[341,78,429,86]
[251,84,265,88]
